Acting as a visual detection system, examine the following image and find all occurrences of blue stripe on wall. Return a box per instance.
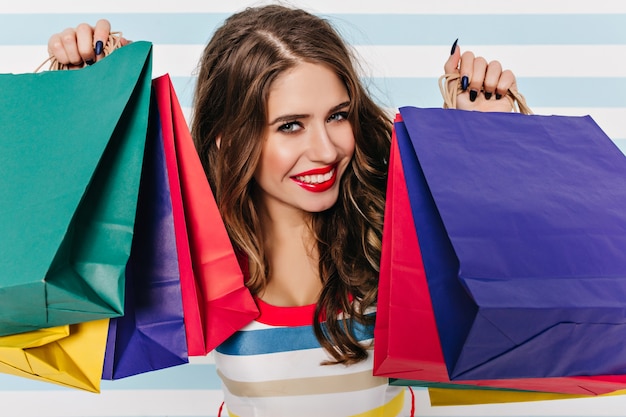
[331,14,626,46]
[368,77,626,109]
[100,364,221,390]
[4,13,626,45]
[0,364,221,391]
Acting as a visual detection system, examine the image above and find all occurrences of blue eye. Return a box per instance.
[328,111,349,122]
[278,121,303,133]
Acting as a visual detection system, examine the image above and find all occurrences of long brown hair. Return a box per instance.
[191,5,392,364]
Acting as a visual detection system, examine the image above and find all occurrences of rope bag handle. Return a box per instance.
[35,32,124,72]
[438,72,533,115]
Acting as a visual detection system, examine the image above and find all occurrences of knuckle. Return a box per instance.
[60,31,76,45]
[475,56,487,66]
[76,23,92,32]
[48,35,62,50]
[487,62,503,75]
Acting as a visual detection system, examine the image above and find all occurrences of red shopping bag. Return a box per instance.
[374,117,446,380]
[373,114,626,395]
[154,75,258,355]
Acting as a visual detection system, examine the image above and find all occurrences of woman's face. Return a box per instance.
[254,62,355,217]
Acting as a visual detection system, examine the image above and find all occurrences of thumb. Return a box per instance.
[444,38,460,74]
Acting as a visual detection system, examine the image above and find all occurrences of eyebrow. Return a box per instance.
[268,101,351,126]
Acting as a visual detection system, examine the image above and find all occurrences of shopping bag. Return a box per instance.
[427,386,626,406]
[374,118,448,380]
[395,106,626,381]
[373,114,626,395]
[102,99,188,380]
[0,320,109,392]
[154,74,258,356]
[0,41,153,335]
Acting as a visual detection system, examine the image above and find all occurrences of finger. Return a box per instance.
[483,60,503,100]
[93,19,111,60]
[459,50,475,91]
[468,56,487,102]
[496,69,517,100]
[75,23,96,65]
[48,32,70,64]
[59,28,83,66]
[443,38,461,74]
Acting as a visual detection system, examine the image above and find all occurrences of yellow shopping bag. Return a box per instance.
[428,387,626,406]
[0,319,109,392]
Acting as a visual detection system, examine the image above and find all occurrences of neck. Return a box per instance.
[257,205,322,307]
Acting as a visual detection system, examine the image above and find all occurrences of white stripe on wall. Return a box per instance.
[354,45,626,78]
[0,389,223,417]
[9,45,624,79]
[3,387,626,417]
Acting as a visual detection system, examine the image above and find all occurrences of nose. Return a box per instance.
[307,123,338,163]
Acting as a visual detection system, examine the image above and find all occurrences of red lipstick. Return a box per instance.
[291,164,338,193]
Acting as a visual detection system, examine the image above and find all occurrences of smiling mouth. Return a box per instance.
[291,165,338,192]
[294,168,335,184]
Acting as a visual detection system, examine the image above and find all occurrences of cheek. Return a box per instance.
[256,138,298,181]
[340,125,356,158]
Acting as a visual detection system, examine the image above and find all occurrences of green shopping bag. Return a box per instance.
[0,41,153,335]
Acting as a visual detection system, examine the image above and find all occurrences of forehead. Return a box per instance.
[267,62,349,115]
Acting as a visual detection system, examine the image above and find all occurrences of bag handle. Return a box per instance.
[35,32,124,72]
[438,73,533,115]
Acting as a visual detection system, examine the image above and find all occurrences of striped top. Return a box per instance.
[214,298,408,417]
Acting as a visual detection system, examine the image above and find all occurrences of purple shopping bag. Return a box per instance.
[396,106,626,381]
[102,103,188,380]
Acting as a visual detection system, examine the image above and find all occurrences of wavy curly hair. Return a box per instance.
[191,5,392,364]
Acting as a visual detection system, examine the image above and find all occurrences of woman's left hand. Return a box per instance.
[444,41,517,112]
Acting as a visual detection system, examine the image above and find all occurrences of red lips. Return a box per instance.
[291,164,338,193]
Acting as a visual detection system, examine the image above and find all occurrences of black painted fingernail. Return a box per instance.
[85,59,95,66]
[461,76,469,91]
[95,40,103,55]
[450,38,458,55]
[484,92,492,100]
[469,90,478,102]
[495,93,503,100]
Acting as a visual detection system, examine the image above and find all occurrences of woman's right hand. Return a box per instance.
[47,19,128,69]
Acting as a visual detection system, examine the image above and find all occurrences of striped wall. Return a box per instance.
[1,0,625,416]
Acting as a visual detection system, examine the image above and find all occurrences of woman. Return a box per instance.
[48,5,516,416]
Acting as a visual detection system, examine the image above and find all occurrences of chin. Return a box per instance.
[307,204,336,213]
[303,197,340,213]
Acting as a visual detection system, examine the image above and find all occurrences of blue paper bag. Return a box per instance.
[102,102,188,380]
[395,106,626,381]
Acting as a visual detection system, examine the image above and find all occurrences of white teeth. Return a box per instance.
[296,169,334,184]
